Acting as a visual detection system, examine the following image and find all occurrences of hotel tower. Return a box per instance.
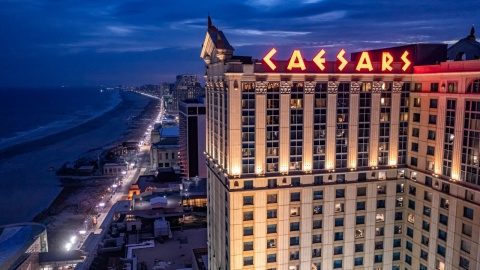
[201,18,480,270]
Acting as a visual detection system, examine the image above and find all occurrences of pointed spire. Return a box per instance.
[208,14,212,29]
[468,24,475,40]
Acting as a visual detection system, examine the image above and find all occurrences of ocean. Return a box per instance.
[0,87,121,151]
[0,87,152,225]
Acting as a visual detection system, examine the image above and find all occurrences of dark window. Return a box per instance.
[291,177,301,187]
[405,254,412,265]
[423,206,431,217]
[427,146,435,156]
[407,227,414,237]
[438,229,447,241]
[377,200,386,208]
[411,142,418,152]
[408,200,415,210]
[412,128,419,137]
[357,187,367,196]
[413,113,420,122]
[464,207,474,219]
[356,216,365,225]
[430,99,438,108]
[335,218,344,227]
[422,221,430,232]
[355,243,364,252]
[393,239,401,248]
[439,214,448,226]
[243,196,254,206]
[411,157,418,166]
[406,241,413,251]
[336,189,345,198]
[357,201,366,210]
[437,245,446,257]
[313,190,323,200]
[290,192,301,202]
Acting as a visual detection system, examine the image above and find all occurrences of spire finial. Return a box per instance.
[469,24,475,40]
[208,14,212,28]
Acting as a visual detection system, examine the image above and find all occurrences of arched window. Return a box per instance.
[456,52,466,61]
[467,78,480,93]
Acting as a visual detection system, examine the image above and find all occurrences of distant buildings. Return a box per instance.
[170,75,204,113]
[150,125,180,172]
[179,97,207,179]
[202,18,480,270]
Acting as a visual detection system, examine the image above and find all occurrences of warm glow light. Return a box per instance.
[313,49,326,71]
[451,173,458,180]
[382,52,393,71]
[401,51,411,71]
[263,48,277,70]
[356,52,373,71]
[350,161,356,168]
[231,166,241,176]
[390,160,397,166]
[287,50,306,71]
[336,49,348,71]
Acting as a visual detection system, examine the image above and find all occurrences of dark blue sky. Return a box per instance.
[1,0,478,87]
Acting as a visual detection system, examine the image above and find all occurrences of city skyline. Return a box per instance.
[1,0,480,87]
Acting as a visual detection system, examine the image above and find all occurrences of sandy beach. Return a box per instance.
[0,91,159,228]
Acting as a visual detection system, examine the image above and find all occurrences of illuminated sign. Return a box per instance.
[262,48,412,72]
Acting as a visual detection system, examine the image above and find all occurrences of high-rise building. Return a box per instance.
[179,97,207,179]
[202,17,480,270]
[170,75,204,113]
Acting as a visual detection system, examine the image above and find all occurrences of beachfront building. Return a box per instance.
[0,222,48,269]
[179,97,207,179]
[170,75,204,114]
[150,125,180,172]
[202,18,480,270]
[103,162,127,175]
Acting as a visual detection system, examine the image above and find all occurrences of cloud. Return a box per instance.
[301,11,347,22]
[245,0,324,8]
[229,29,311,37]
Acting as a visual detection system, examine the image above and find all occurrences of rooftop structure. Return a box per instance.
[179,97,207,178]
[0,222,48,269]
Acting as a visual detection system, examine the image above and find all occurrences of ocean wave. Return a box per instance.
[0,91,122,151]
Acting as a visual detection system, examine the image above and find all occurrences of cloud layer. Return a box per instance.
[0,0,478,87]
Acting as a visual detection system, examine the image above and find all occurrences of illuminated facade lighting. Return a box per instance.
[201,18,480,270]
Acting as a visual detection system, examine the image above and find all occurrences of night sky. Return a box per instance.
[1,0,479,87]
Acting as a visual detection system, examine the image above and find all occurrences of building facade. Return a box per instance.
[202,18,480,270]
[179,97,207,179]
[150,126,180,172]
[170,75,205,113]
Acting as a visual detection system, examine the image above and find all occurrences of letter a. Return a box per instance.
[356,52,373,71]
[287,50,306,71]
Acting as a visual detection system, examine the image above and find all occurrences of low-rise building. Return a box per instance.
[103,163,127,175]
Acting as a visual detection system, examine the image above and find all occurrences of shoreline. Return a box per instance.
[29,91,160,250]
[0,90,158,227]
[0,91,129,161]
